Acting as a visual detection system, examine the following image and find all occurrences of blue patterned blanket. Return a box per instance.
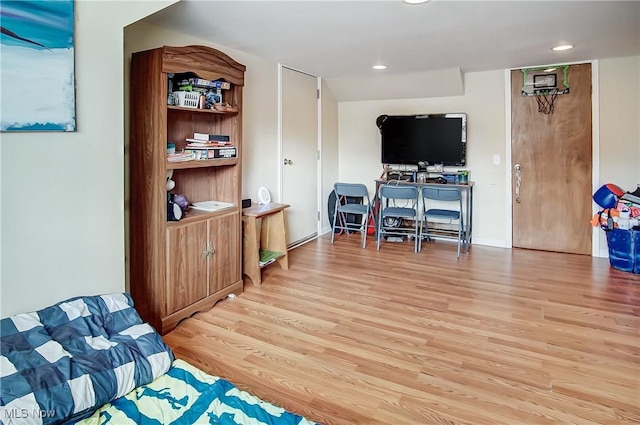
[75,359,317,425]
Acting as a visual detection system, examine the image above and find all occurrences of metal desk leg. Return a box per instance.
[465,185,473,253]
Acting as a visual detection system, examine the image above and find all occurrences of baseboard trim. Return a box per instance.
[470,238,508,248]
[288,233,319,250]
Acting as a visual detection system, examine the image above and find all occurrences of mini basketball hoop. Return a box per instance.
[534,88,559,115]
[521,65,569,115]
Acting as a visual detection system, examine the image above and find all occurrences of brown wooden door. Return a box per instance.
[166,221,208,314]
[208,212,241,294]
[511,63,592,254]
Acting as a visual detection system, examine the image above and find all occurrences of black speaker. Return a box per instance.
[376,115,388,133]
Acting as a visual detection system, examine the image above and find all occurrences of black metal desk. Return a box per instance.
[375,179,474,250]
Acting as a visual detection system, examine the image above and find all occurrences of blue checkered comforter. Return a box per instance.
[0,294,174,425]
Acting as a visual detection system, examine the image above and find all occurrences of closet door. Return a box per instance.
[511,63,592,254]
[281,66,319,246]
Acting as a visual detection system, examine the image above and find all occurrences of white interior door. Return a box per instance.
[281,66,319,246]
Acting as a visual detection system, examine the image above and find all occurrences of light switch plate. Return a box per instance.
[493,154,501,165]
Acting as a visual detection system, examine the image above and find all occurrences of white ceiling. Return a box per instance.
[143,0,640,101]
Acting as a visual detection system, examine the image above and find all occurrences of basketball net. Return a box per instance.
[534,89,559,114]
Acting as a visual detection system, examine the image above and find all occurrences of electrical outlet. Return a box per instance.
[493,154,501,165]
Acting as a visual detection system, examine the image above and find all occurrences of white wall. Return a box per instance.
[338,70,507,246]
[321,81,340,233]
[599,56,640,191]
[597,56,640,256]
[0,1,177,318]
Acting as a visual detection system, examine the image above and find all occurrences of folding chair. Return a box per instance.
[419,186,465,257]
[331,183,372,248]
[376,184,420,252]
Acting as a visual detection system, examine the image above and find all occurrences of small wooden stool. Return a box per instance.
[242,203,290,285]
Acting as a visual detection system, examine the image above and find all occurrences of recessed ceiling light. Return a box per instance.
[373,65,387,70]
[404,0,430,4]
[552,44,573,51]
[543,68,557,72]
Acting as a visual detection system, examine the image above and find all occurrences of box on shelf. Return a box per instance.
[171,91,199,108]
[605,228,640,273]
[177,78,231,91]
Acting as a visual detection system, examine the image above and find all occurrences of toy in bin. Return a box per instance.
[592,183,640,228]
[593,183,624,208]
[591,208,639,230]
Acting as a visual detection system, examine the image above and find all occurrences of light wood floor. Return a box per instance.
[164,234,640,425]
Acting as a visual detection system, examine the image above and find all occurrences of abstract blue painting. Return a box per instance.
[1,0,76,131]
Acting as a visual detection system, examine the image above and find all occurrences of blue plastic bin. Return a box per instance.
[605,228,640,273]
[441,173,458,183]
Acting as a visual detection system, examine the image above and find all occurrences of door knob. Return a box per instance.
[283,158,293,165]
[514,163,522,204]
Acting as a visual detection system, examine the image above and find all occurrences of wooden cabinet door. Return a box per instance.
[166,221,208,314]
[208,212,241,294]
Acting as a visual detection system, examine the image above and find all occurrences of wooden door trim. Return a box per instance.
[504,60,601,256]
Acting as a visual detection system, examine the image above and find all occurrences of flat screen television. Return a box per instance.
[378,113,467,166]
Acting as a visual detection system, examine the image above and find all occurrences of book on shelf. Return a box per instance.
[259,250,281,267]
[184,146,237,160]
[186,139,232,147]
[193,133,230,142]
[167,152,194,162]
